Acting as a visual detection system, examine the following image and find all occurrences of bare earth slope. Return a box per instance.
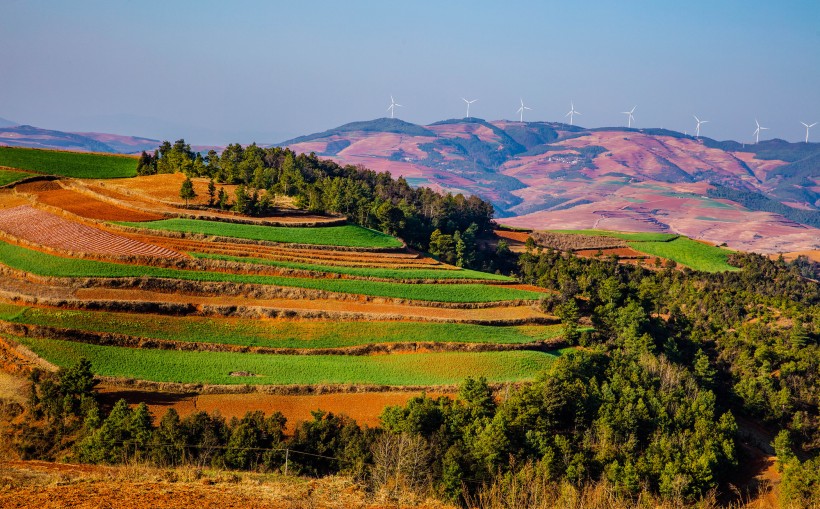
[283,119,820,253]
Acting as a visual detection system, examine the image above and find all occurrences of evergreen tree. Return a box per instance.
[179,176,196,208]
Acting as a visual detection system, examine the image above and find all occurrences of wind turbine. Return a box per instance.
[693,115,709,138]
[621,106,636,128]
[387,95,403,119]
[462,98,477,118]
[517,98,532,122]
[801,121,817,143]
[565,101,581,126]
[753,119,769,144]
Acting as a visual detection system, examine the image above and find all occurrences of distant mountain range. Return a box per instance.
[280,118,820,254]
[1,116,818,253]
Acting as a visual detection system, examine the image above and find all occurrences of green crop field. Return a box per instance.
[0,168,33,186]
[550,229,678,242]
[118,218,403,248]
[0,242,541,303]
[16,336,567,385]
[192,252,512,281]
[627,237,738,272]
[0,146,137,179]
[0,304,561,349]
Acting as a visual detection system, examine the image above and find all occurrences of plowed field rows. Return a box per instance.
[0,205,183,258]
[22,183,164,221]
[125,234,446,268]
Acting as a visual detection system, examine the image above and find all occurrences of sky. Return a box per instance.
[1,0,819,145]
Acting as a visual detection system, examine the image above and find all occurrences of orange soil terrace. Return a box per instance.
[574,247,648,259]
[71,288,551,323]
[0,205,183,258]
[16,180,165,222]
[85,177,344,226]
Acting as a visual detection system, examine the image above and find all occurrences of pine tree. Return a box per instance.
[179,177,196,208]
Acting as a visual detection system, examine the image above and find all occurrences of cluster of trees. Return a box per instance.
[135,140,496,263]
[518,245,819,504]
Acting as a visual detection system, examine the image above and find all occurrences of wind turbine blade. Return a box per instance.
[524,106,532,110]
[387,105,393,112]
[811,123,818,127]
[702,120,709,124]
[694,115,699,122]
[565,111,572,117]
[576,111,582,115]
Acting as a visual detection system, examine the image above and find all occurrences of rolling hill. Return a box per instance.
[0,124,160,154]
[281,118,820,254]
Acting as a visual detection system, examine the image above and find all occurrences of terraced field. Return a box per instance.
[0,147,564,425]
[0,168,34,187]
[542,229,738,272]
[120,218,404,248]
[0,205,182,258]
[0,146,137,178]
[16,336,565,385]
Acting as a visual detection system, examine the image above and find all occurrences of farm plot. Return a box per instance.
[0,205,183,258]
[0,304,562,349]
[72,288,552,324]
[0,169,34,187]
[193,253,512,281]
[146,236,442,268]
[20,182,164,221]
[626,237,738,272]
[546,229,678,242]
[119,218,403,248]
[16,336,566,385]
[0,146,137,178]
[0,241,543,303]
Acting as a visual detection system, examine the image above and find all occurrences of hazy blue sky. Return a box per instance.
[2,1,819,145]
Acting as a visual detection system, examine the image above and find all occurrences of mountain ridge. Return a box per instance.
[279,117,820,254]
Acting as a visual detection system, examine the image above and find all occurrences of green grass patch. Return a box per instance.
[117,219,403,248]
[0,168,34,186]
[192,252,512,281]
[0,146,137,179]
[0,304,561,349]
[549,229,678,242]
[17,336,566,385]
[627,237,738,273]
[0,241,541,303]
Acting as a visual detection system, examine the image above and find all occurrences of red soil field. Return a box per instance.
[21,183,165,222]
[574,247,648,259]
[0,205,183,258]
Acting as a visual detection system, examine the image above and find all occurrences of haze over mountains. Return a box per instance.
[2,117,818,254]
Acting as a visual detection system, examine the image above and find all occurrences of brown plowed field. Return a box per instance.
[21,183,164,221]
[0,205,183,258]
[575,247,648,259]
[73,287,550,323]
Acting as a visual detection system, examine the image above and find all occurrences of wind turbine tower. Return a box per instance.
[801,121,817,143]
[517,99,532,122]
[693,115,709,138]
[387,95,403,119]
[565,101,581,126]
[622,106,636,128]
[753,119,769,144]
[462,98,477,118]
